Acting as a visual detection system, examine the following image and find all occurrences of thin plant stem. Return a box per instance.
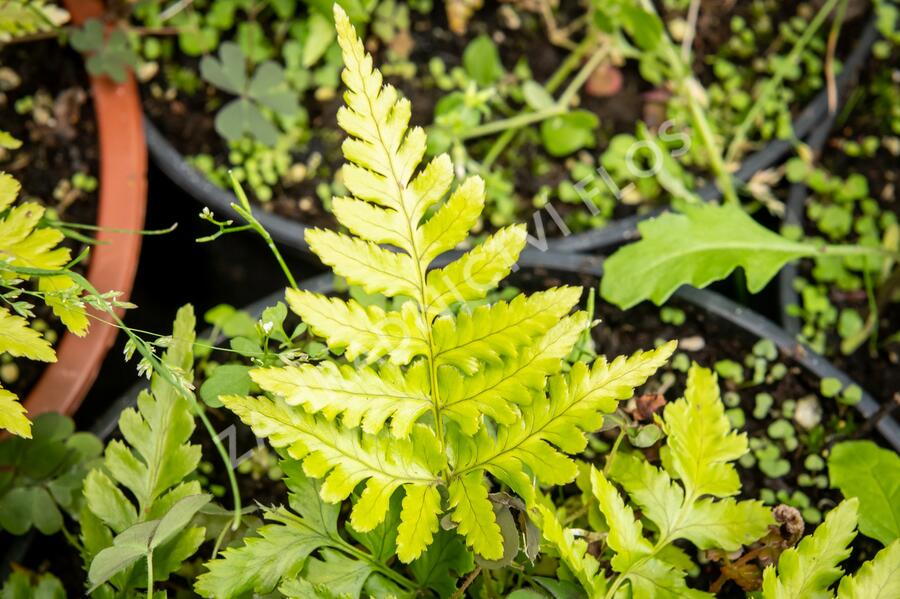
[451,565,483,599]
[603,429,627,477]
[725,0,842,162]
[681,0,701,62]
[228,172,299,290]
[2,263,245,532]
[146,547,154,599]
[825,0,850,113]
[459,44,609,141]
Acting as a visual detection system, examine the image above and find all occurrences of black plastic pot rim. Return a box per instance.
[144,15,881,257]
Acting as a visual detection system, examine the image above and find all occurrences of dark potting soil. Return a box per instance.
[141,0,853,239]
[140,0,639,236]
[0,41,99,400]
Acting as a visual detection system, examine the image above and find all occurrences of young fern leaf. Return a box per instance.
[224,4,674,563]
[540,365,772,598]
[82,306,207,595]
[536,504,606,597]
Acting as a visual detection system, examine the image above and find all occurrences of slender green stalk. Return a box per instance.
[340,541,417,591]
[725,0,842,162]
[459,45,609,141]
[640,0,739,206]
[146,547,154,599]
[228,173,299,290]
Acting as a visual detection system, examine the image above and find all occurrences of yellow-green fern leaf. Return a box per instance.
[330,195,408,249]
[222,394,443,535]
[591,467,653,571]
[424,225,527,315]
[0,306,56,361]
[39,274,89,336]
[432,286,582,374]
[536,504,606,596]
[762,498,858,599]
[415,176,485,265]
[439,313,587,434]
[451,342,676,503]
[837,539,900,599]
[0,172,20,210]
[305,228,419,298]
[285,289,427,364]
[0,201,70,275]
[0,385,31,438]
[448,471,503,560]
[396,485,442,563]
[250,360,432,437]
[661,364,747,498]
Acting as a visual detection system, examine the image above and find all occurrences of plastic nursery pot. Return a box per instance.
[22,0,148,419]
[144,14,879,257]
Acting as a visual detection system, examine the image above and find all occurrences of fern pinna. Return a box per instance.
[220,5,674,564]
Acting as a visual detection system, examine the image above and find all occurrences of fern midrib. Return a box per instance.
[433,298,559,361]
[452,360,654,477]
[260,400,439,484]
[602,488,700,599]
[141,391,181,513]
[351,44,448,478]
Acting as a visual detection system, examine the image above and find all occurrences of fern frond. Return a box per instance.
[432,286,582,373]
[229,5,681,563]
[451,342,677,504]
[837,539,900,599]
[661,363,747,498]
[285,288,427,364]
[82,306,206,596]
[551,365,770,599]
[250,360,432,437]
[222,393,443,534]
[609,453,771,552]
[196,463,344,598]
[762,498,858,599]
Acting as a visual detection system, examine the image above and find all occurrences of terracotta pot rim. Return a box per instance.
[22,0,148,419]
